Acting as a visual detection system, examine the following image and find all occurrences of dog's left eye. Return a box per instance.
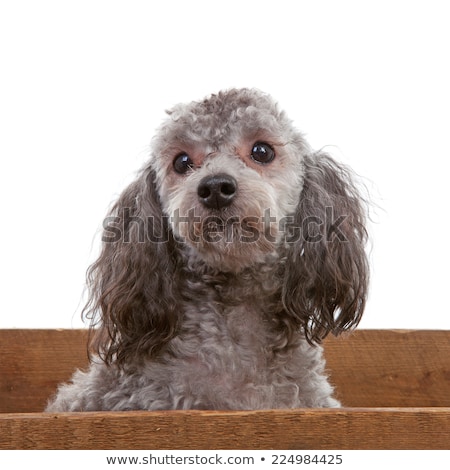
[173,153,194,174]
[251,142,275,164]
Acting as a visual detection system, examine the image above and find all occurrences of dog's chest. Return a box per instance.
[182,300,272,356]
[134,297,329,410]
[179,268,281,351]
[159,271,306,408]
[170,300,282,390]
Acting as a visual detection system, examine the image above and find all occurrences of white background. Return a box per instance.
[1,0,449,330]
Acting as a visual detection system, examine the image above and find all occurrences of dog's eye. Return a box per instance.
[251,142,275,164]
[173,153,194,174]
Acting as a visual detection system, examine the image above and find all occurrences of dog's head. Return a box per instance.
[150,88,307,270]
[86,88,369,365]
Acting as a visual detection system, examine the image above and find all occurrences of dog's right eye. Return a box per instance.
[173,153,194,174]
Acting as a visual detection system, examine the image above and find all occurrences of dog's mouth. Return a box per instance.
[186,211,244,245]
[166,170,284,270]
[170,203,282,271]
[169,172,282,249]
[202,216,225,235]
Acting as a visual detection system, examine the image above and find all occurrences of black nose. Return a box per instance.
[197,173,237,209]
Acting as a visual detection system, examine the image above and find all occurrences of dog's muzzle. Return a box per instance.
[197,173,237,210]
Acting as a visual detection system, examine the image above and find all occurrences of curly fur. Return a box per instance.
[46,88,369,411]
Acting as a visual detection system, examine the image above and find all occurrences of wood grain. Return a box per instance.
[1,408,450,450]
[1,329,450,450]
[1,329,449,412]
[324,329,450,407]
[0,329,89,413]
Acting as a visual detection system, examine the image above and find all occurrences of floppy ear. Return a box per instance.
[282,152,369,344]
[83,168,180,366]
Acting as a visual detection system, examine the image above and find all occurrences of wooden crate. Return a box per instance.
[1,329,449,449]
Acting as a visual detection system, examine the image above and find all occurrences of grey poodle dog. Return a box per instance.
[46,88,369,411]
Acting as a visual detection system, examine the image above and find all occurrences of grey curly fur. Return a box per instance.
[46,88,369,411]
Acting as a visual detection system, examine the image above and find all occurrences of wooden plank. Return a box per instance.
[1,408,450,450]
[0,329,89,413]
[324,330,450,407]
[1,329,450,412]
